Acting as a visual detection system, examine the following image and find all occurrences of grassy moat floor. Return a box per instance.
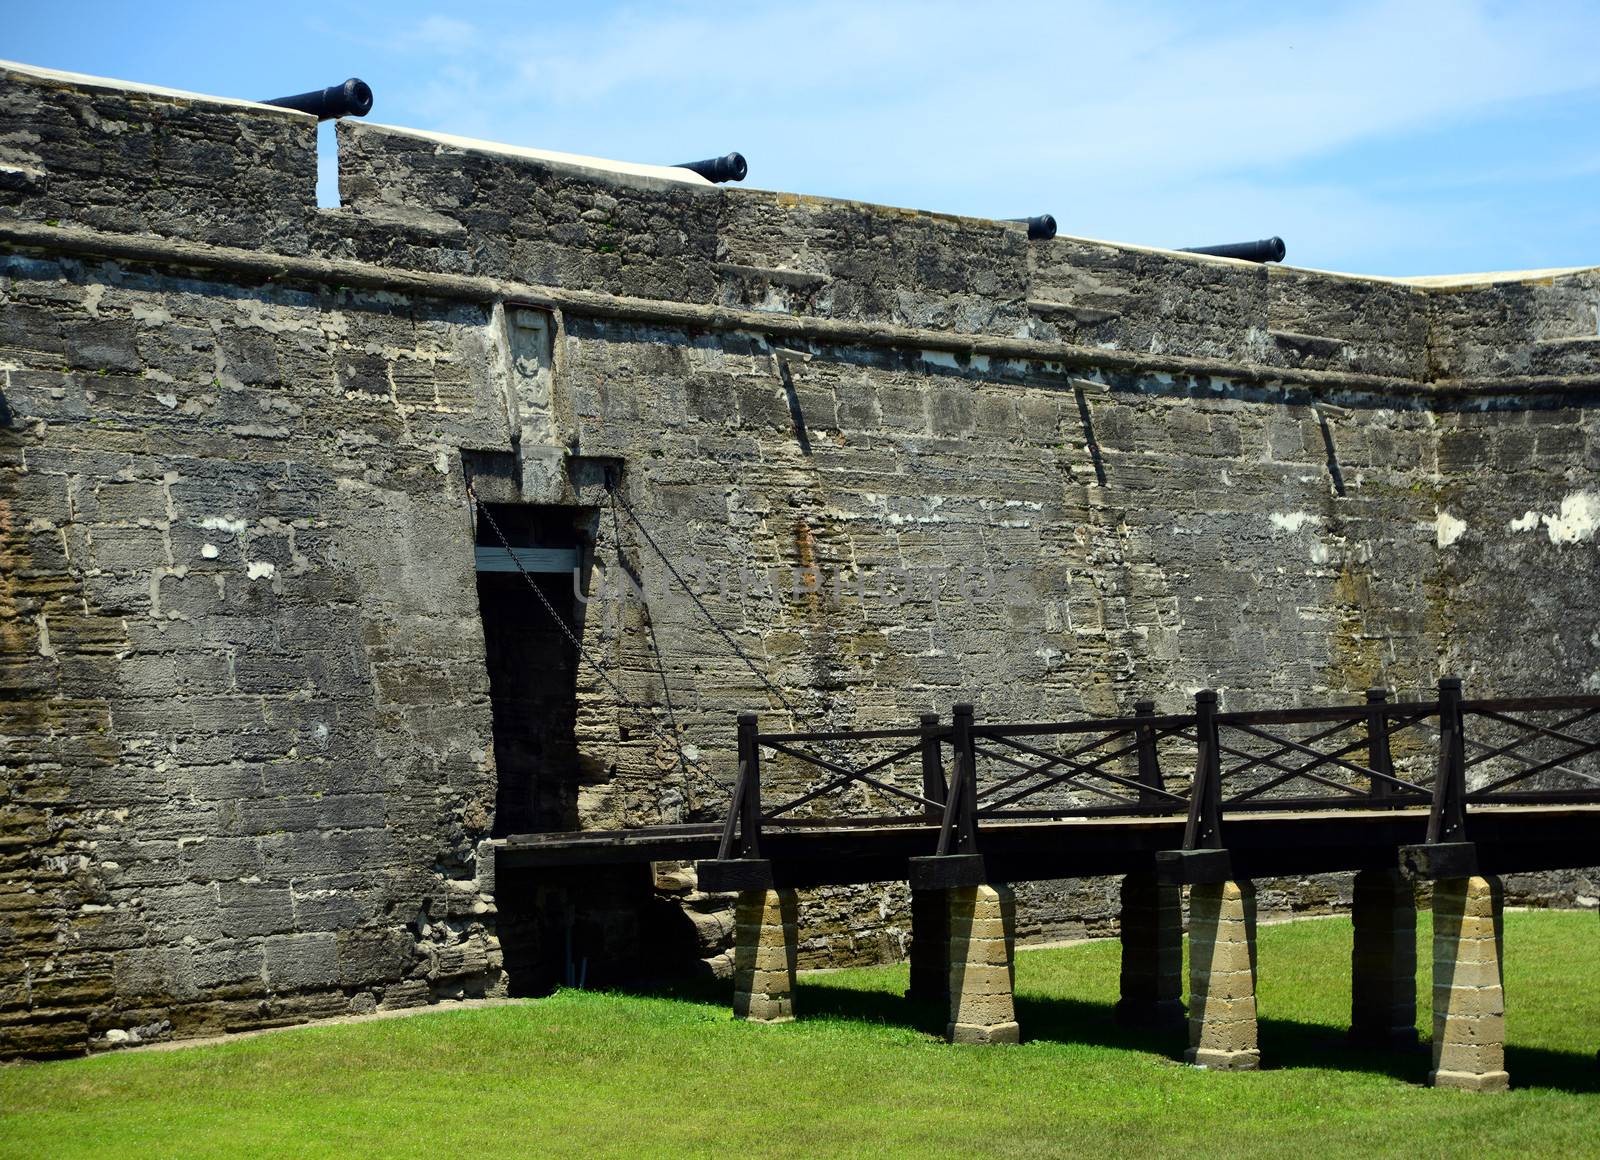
[3,910,1599,1159]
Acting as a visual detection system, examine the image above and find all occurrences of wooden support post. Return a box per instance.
[1366,687,1396,802]
[1116,868,1184,1028]
[736,712,763,858]
[1186,879,1259,1070]
[1349,867,1418,1048]
[1428,678,1468,845]
[1184,690,1224,851]
[920,711,947,821]
[947,883,1018,1044]
[1134,700,1164,805]
[909,712,951,1004]
[936,703,980,857]
[732,888,798,1023]
[1429,875,1508,1092]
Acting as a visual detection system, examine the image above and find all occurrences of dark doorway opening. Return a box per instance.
[474,503,587,837]
[473,499,703,996]
[475,502,682,995]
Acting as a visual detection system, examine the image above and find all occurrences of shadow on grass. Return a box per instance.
[619,976,1600,1094]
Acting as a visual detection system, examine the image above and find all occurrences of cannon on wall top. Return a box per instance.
[1179,237,1286,263]
[676,153,748,183]
[263,78,374,120]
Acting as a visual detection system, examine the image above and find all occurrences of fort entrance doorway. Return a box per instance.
[471,501,681,994]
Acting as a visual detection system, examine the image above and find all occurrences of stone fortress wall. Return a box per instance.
[1,60,1597,1057]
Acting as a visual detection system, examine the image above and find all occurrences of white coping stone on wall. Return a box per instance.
[356,122,715,189]
[0,58,312,117]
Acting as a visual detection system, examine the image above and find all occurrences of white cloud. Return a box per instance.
[390,15,479,55]
[349,0,1600,272]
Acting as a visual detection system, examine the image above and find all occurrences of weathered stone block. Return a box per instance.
[1430,876,1508,1092]
[1186,879,1259,1071]
[946,884,1017,1045]
[950,1020,1020,1045]
[733,992,793,1022]
[1188,1046,1262,1071]
[263,933,338,993]
[1430,1067,1511,1093]
[948,962,1014,995]
[732,889,797,1023]
[947,935,1011,966]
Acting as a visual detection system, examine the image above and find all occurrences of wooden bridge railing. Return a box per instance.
[715,678,1600,863]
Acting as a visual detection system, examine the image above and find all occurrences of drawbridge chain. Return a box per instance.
[609,482,880,801]
[471,474,879,817]
[608,487,692,787]
[467,480,711,783]
[608,484,800,720]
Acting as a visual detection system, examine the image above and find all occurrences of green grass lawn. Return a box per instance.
[3,910,1598,1159]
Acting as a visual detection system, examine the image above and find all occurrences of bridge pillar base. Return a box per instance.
[1349,867,1418,1049]
[732,888,798,1023]
[1116,869,1184,1029]
[908,887,950,1005]
[947,884,1019,1045]
[1185,879,1260,1071]
[1429,875,1509,1092]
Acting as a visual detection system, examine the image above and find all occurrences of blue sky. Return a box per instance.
[5,0,1599,276]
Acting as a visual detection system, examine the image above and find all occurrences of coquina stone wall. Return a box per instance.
[1,60,1596,1056]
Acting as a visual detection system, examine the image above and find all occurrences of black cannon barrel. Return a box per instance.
[1006,214,1057,241]
[675,152,747,183]
[263,78,374,121]
[1179,237,1286,263]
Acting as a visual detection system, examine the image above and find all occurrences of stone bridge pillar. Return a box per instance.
[1186,879,1260,1070]
[1430,875,1508,1092]
[1349,867,1418,1048]
[908,886,950,1005]
[947,883,1019,1044]
[733,888,799,1023]
[1116,869,1184,1028]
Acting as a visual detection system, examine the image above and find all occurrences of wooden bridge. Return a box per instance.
[498,678,1600,1091]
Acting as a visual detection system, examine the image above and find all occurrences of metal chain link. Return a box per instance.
[609,483,869,791]
[609,487,692,786]
[470,477,874,814]
[467,481,709,775]
[609,485,802,719]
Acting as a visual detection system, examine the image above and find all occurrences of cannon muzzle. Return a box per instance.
[1179,237,1286,263]
[1006,214,1056,241]
[263,78,374,121]
[675,153,747,183]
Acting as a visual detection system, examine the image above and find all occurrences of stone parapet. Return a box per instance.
[7,61,1596,384]
[0,61,316,253]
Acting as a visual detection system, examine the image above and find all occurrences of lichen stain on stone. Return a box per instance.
[1326,557,1387,694]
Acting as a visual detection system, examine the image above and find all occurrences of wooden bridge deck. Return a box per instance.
[495,683,1600,1088]
[495,802,1600,886]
